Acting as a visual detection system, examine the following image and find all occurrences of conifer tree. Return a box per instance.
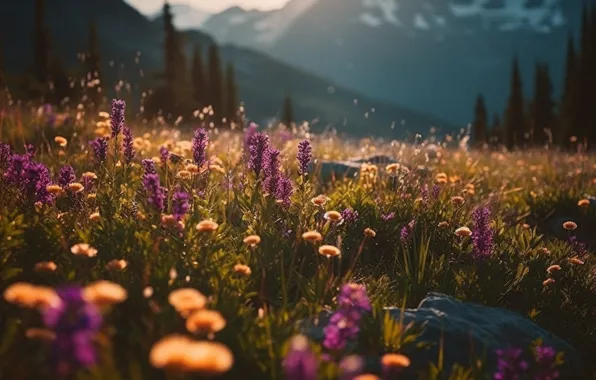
[86,22,102,108]
[530,62,554,146]
[49,59,71,105]
[191,44,206,107]
[0,36,5,92]
[281,96,294,128]
[163,2,179,111]
[503,56,526,149]
[490,113,502,146]
[207,43,223,116]
[560,34,578,147]
[33,0,51,96]
[578,3,596,145]
[472,94,488,147]
[224,62,238,123]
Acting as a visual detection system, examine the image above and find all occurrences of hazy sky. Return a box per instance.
[126,0,291,14]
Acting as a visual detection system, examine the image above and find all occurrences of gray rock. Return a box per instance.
[317,155,398,181]
[301,293,585,378]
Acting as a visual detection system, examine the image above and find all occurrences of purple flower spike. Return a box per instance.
[192,128,209,168]
[58,166,76,188]
[172,191,190,220]
[297,139,312,176]
[110,99,125,138]
[282,336,318,380]
[142,173,165,212]
[248,132,270,178]
[89,138,108,163]
[122,126,135,164]
[472,206,493,260]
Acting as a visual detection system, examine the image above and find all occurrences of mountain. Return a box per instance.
[202,0,588,125]
[0,0,454,138]
[150,4,212,30]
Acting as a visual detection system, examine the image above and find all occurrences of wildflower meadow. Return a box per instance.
[0,100,595,380]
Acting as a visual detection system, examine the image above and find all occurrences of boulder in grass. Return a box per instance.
[301,293,585,378]
[317,155,398,181]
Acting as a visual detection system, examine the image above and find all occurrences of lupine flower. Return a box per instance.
[192,128,209,168]
[0,142,10,169]
[381,212,395,222]
[42,286,103,376]
[89,138,108,163]
[24,161,53,204]
[471,206,493,259]
[493,347,529,380]
[323,284,370,351]
[431,184,441,199]
[110,99,125,138]
[159,146,170,166]
[282,336,318,380]
[248,133,270,177]
[142,159,157,176]
[122,126,135,164]
[297,139,312,176]
[276,176,294,206]
[243,122,258,155]
[533,346,560,380]
[171,191,190,220]
[142,173,165,212]
[341,208,359,225]
[401,220,415,244]
[337,283,371,313]
[263,148,281,194]
[58,165,76,188]
[25,144,35,157]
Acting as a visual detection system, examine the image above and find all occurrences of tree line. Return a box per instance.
[473,4,596,150]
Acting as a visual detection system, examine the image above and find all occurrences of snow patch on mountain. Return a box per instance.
[252,0,319,45]
[362,0,400,25]
[360,13,383,27]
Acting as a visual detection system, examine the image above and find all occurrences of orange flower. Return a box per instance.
[562,221,577,231]
[454,226,472,237]
[83,281,128,306]
[569,257,585,265]
[542,278,555,286]
[177,170,192,179]
[87,193,97,201]
[435,177,448,185]
[546,264,561,273]
[311,194,329,206]
[302,231,323,243]
[67,182,85,193]
[319,245,341,257]
[89,212,101,222]
[54,136,68,147]
[161,214,184,229]
[34,261,57,273]
[185,310,227,334]
[46,185,63,195]
[25,328,56,341]
[437,221,449,228]
[364,228,376,238]
[233,264,252,276]
[385,163,400,175]
[71,243,98,257]
[149,335,233,374]
[381,353,411,369]
[186,164,200,174]
[578,199,590,209]
[196,220,219,233]
[451,196,465,206]
[106,259,128,271]
[243,235,261,247]
[82,172,98,180]
[168,288,207,317]
[353,375,381,380]
[3,283,61,309]
[324,211,342,222]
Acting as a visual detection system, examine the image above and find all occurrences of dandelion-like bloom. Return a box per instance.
[311,194,329,207]
[248,132,270,177]
[324,211,343,222]
[340,208,359,225]
[70,243,98,258]
[149,335,233,374]
[381,353,411,370]
[58,165,76,188]
[493,347,529,380]
[106,259,128,271]
[89,137,108,163]
[243,235,261,247]
[89,212,101,222]
[233,264,252,276]
[533,346,560,380]
[276,176,294,207]
[54,136,68,147]
[438,221,449,228]
[578,199,590,209]
[3,282,61,309]
[282,335,318,380]
[185,310,227,334]
[42,286,103,376]
[122,126,135,164]
[471,206,493,259]
[34,261,58,273]
[142,173,165,212]
[196,220,219,233]
[302,231,323,243]
[562,221,577,231]
[451,196,465,206]
[319,245,341,258]
[168,288,207,317]
[297,140,312,176]
[172,191,190,221]
[364,228,376,238]
[455,226,472,238]
[83,281,128,307]
[110,99,125,137]
[26,328,57,341]
[46,184,63,195]
[192,128,209,168]
[353,375,380,380]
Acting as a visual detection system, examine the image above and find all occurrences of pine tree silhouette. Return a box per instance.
[472,94,488,147]
[32,0,51,98]
[578,3,596,146]
[504,56,526,149]
[281,96,294,128]
[530,62,555,146]
[490,113,502,147]
[224,62,238,124]
[560,33,579,147]
[207,43,223,117]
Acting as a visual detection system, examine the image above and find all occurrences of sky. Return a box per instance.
[126,0,291,14]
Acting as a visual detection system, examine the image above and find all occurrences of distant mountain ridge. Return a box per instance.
[0,0,454,138]
[201,0,588,124]
[150,4,212,29]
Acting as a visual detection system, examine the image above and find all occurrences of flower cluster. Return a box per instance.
[142,173,165,212]
[192,128,209,168]
[172,191,190,220]
[471,206,493,259]
[297,139,312,176]
[494,347,529,380]
[4,153,53,204]
[110,99,126,138]
[122,126,135,164]
[90,137,108,163]
[323,284,371,351]
[58,165,76,188]
[340,208,359,225]
[248,132,270,178]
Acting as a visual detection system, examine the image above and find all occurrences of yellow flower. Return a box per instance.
[302,231,323,243]
[87,193,97,201]
[233,264,252,276]
[385,163,400,174]
[562,221,577,231]
[149,335,233,374]
[98,111,110,119]
[437,221,449,229]
[34,261,57,273]
[364,228,376,238]
[243,235,261,247]
[71,243,98,257]
[67,182,85,193]
[176,170,192,179]
[186,164,200,174]
[54,136,68,147]
[185,310,227,334]
[83,172,98,180]
[83,281,128,306]
[353,375,381,380]
[196,220,219,233]
[319,245,341,257]
[454,226,472,237]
